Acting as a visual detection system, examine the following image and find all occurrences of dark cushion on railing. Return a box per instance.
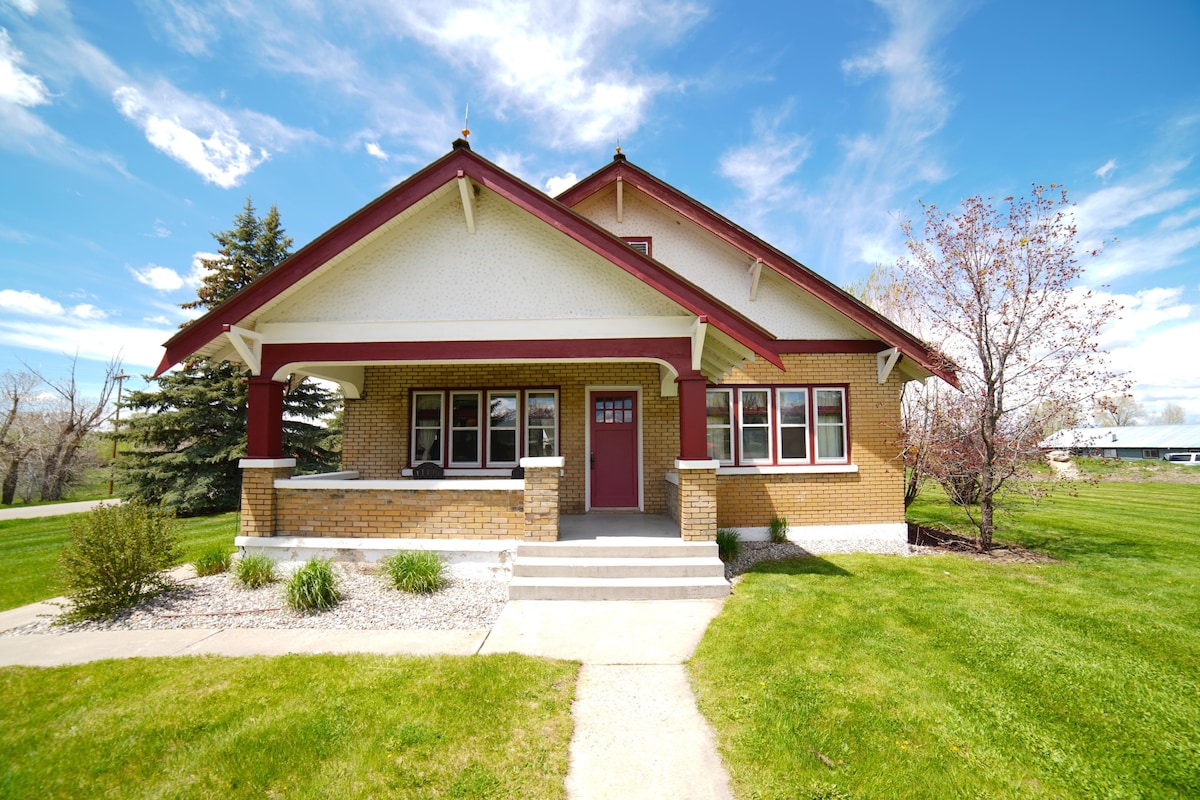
[413,462,445,479]
[511,466,525,479]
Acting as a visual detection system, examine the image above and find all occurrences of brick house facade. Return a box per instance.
[155,141,954,551]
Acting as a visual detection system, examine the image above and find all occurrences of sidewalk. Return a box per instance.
[0,498,121,521]
[0,593,734,799]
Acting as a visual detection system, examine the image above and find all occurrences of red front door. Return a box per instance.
[590,391,639,508]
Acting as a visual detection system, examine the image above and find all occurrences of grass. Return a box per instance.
[0,511,238,612]
[284,558,341,611]
[233,553,278,588]
[690,481,1200,799]
[193,543,233,577]
[0,653,577,799]
[716,527,741,562]
[381,550,448,594]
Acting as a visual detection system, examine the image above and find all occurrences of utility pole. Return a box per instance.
[108,373,130,496]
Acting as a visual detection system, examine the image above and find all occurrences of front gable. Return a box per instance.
[258,180,691,334]
[572,181,875,341]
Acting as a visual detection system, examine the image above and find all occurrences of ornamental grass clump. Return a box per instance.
[284,558,341,612]
[768,516,790,544]
[716,527,742,563]
[192,544,232,576]
[59,502,181,621]
[233,553,278,589]
[381,550,447,594]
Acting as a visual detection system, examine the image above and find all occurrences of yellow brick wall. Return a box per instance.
[275,488,524,539]
[239,466,294,537]
[343,363,678,514]
[715,353,906,527]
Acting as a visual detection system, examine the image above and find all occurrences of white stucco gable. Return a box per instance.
[256,183,693,342]
[573,183,875,341]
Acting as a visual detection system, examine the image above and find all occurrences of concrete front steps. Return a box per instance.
[509,538,731,600]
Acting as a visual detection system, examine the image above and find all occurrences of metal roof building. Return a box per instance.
[1040,424,1200,460]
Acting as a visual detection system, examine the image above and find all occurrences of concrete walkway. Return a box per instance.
[0,498,121,520]
[0,593,734,799]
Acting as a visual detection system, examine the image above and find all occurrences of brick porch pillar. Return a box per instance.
[238,458,296,537]
[521,456,564,541]
[675,459,718,541]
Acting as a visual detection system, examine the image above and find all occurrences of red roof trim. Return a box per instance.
[774,340,891,354]
[157,148,783,376]
[558,160,958,387]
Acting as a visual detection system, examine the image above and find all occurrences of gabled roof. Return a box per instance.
[156,143,784,376]
[557,154,957,387]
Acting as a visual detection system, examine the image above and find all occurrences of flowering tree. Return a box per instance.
[900,185,1124,549]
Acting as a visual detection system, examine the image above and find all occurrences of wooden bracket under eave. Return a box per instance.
[748,258,763,300]
[877,346,901,384]
[457,170,476,234]
[223,324,263,376]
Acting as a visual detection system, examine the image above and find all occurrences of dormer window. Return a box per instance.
[622,237,652,257]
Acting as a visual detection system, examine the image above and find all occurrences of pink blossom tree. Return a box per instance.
[900,185,1125,549]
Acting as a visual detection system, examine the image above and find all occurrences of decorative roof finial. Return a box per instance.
[615,135,621,155]
[462,104,470,139]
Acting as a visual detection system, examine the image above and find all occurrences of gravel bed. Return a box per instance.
[725,541,815,580]
[5,563,508,636]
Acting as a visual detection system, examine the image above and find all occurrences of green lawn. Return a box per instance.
[690,482,1200,799]
[0,511,238,611]
[0,653,576,799]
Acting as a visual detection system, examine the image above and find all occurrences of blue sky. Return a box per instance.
[2,0,1198,420]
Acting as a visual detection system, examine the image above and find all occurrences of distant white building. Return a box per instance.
[1040,424,1200,460]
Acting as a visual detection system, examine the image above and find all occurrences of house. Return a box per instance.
[155,139,955,572]
[1041,424,1200,460]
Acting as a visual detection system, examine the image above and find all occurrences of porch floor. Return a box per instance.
[558,513,680,541]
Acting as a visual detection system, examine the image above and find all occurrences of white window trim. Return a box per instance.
[486,390,520,467]
[813,386,848,464]
[737,387,774,466]
[412,391,444,466]
[525,389,560,460]
[449,390,483,467]
[775,387,811,465]
[705,388,735,465]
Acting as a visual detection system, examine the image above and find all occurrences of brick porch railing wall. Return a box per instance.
[239,459,296,537]
[675,459,718,541]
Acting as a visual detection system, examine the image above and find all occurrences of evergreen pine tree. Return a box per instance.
[122,199,340,516]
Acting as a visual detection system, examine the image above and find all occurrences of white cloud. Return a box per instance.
[71,303,107,320]
[146,219,171,238]
[0,317,170,370]
[719,109,810,211]
[544,172,579,195]
[1072,161,1200,282]
[145,0,220,56]
[8,0,39,15]
[365,141,388,161]
[375,0,705,148]
[143,314,172,326]
[0,288,64,316]
[0,28,50,106]
[113,85,269,188]
[1094,158,1117,181]
[1085,285,1198,411]
[129,264,186,292]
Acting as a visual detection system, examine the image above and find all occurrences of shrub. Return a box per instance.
[381,550,447,594]
[193,544,232,576]
[768,516,790,544]
[716,527,742,562]
[284,558,341,612]
[59,502,181,621]
[233,553,278,589]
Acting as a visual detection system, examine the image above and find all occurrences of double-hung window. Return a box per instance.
[706,385,849,466]
[412,389,558,467]
[526,391,558,458]
[449,391,481,466]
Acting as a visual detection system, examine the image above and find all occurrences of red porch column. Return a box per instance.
[677,372,709,460]
[246,376,286,458]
